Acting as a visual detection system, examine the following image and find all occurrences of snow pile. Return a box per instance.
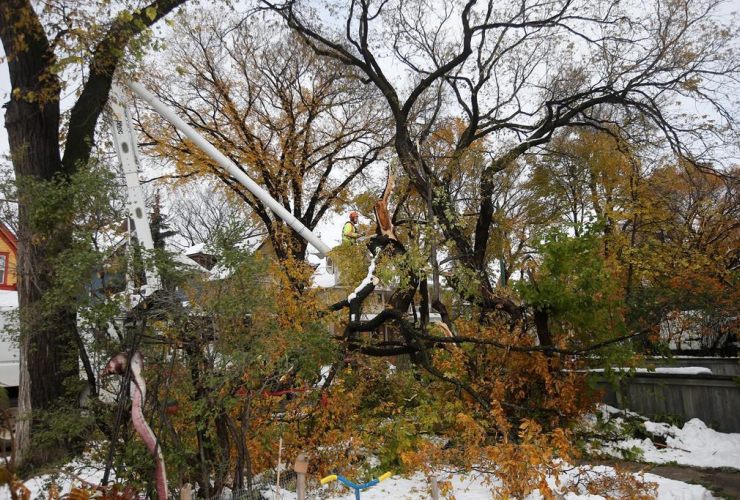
[587,405,740,470]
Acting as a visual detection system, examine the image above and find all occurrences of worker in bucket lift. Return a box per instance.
[342,211,361,245]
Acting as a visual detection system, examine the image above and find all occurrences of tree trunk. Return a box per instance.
[533,308,553,349]
[1,0,192,466]
[0,0,81,465]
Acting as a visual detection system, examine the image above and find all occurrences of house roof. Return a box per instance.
[0,222,17,254]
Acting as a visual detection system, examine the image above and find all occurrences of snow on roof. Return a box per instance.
[184,242,206,255]
[239,234,266,251]
[206,263,233,281]
[173,252,208,271]
[184,234,266,257]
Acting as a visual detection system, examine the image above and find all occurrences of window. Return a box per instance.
[0,254,6,285]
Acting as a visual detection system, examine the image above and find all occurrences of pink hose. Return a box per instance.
[103,351,168,499]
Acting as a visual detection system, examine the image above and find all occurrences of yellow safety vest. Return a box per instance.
[342,221,358,244]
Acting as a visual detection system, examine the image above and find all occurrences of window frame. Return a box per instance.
[0,251,11,290]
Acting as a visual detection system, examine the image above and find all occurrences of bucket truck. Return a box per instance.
[108,85,161,297]
[108,81,334,299]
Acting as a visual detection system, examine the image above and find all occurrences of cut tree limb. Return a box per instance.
[374,174,397,240]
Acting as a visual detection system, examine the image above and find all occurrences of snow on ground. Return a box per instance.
[11,463,719,500]
[259,467,716,500]
[9,406,738,500]
[591,406,740,468]
[18,460,111,499]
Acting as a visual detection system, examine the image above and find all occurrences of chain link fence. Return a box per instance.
[207,470,299,500]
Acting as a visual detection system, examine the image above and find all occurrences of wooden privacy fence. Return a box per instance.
[597,372,740,432]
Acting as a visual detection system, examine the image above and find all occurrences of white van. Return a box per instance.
[0,289,19,447]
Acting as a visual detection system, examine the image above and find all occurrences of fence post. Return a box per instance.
[180,483,192,500]
[429,476,440,500]
[294,453,309,500]
[276,437,283,500]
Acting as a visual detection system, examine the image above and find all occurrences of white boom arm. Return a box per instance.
[126,82,333,259]
[109,85,161,294]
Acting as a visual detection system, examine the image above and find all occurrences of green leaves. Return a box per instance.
[120,9,134,22]
[145,7,158,22]
[517,223,627,344]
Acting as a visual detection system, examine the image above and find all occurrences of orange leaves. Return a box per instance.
[454,412,486,444]
[0,467,31,500]
[67,488,96,500]
[482,422,577,500]
[399,450,424,470]
[581,467,658,500]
